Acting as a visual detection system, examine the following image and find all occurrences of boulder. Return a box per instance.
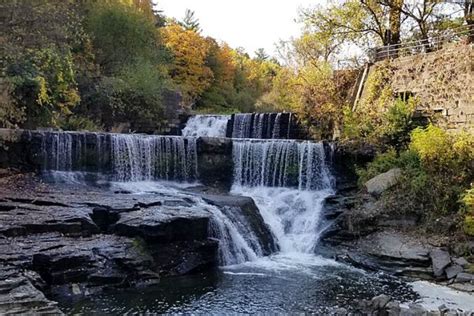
[455,272,474,283]
[453,257,469,268]
[201,193,278,255]
[0,267,63,315]
[445,264,463,279]
[430,249,451,278]
[365,168,402,196]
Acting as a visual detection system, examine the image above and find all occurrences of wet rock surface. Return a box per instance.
[0,266,63,315]
[320,188,474,291]
[0,176,223,313]
[200,193,279,255]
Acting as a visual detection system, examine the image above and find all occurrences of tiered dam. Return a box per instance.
[0,113,419,313]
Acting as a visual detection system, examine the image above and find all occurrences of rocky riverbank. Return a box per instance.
[319,169,474,295]
[0,171,275,314]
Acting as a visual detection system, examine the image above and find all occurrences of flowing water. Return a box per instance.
[231,113,293,139]
[182,115,230,137]
[40,126,423,313]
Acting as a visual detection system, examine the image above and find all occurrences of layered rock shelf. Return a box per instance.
[0,173,276,314]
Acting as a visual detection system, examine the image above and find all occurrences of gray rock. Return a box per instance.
[356,231,431,263]
[333,307,348,315]
[455,272,474,283]
[453,257,469,268]
[430,249,451,278]
[371,294,392,308]
[445,264,463,279]
[449,282,474,292]
[386,301,401,314]
[365,168,402,196]
[0,267,64,315]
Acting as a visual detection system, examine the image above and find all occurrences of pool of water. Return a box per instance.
[60,254,417,314]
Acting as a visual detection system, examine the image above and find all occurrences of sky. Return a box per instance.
[156,0,318,57]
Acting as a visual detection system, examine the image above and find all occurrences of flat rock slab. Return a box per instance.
[355,230,431,264]
[365,168,401,196]
[0,233,154,284]
[0,201,98,237]
[112,206,211,242]
[0,266,63,315]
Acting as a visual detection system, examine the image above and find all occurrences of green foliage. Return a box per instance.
[343,84,418,149]
[7,48,80,127]
[180,9,201,32]
[59,116,103,132]
[410,125,474,180]
[462,186,474,236]
[380,97,418,148]
[360,126,474,223]
[85,1,167,74]
[357,149,420,184]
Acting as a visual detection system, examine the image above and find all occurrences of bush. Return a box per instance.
[357,149,420,184]
[410,125,474,182]
[462,186,474,236]
[359,126,474,221]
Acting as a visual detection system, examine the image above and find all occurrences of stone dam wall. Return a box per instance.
[360,43,473,132]
[0,129,354,190]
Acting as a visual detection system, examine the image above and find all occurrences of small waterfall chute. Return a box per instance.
[182,115,230,137]
[232,139,332,190]
[110,134,198,182]
[230,113,293,139]
[231,138,334,256]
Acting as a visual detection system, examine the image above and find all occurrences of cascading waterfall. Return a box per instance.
[40,127,334,265]
[182,115,230,137]
[231,139,334,254]
[110,134,198,182]
[231,113,293,139]
[41,132,198,183]
[232,139,332,190]
[40,130,263,266]
[208,205,263,265]
[41,131,109,172]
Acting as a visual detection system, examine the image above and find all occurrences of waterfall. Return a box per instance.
[110,134,198,182]
[182,115,230,137]
[231,113,293,139]
[41,132,198,183]
[231,139,334,254]
[232,139,332,190]
[41,131,108,172]
[232,114,253,138]
[208,205,262,265]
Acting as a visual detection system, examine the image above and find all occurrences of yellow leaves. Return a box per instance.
[36,76,50,106]
[410,125,474,177]
[161,24,213,104]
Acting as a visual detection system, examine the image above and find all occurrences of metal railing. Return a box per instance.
[369,24,474,62]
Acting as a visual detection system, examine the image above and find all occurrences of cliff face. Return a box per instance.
[360,43,474,132]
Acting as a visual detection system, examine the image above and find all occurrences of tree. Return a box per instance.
[85,1,166,74]
[180,9,201,32]
[161,23,213,106]
[255,48,270,61]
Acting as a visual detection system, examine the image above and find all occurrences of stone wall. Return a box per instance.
[360,43,473,131]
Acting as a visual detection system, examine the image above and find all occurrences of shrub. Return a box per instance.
[462,186,474,236]
[357,149,420,184]
[359,126,474,220]
[410,125,474,182]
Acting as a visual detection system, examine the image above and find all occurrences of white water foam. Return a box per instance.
[182,115,230,137]
[232,186,333,254]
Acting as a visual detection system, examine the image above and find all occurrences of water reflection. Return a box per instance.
[61,254,417,314]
